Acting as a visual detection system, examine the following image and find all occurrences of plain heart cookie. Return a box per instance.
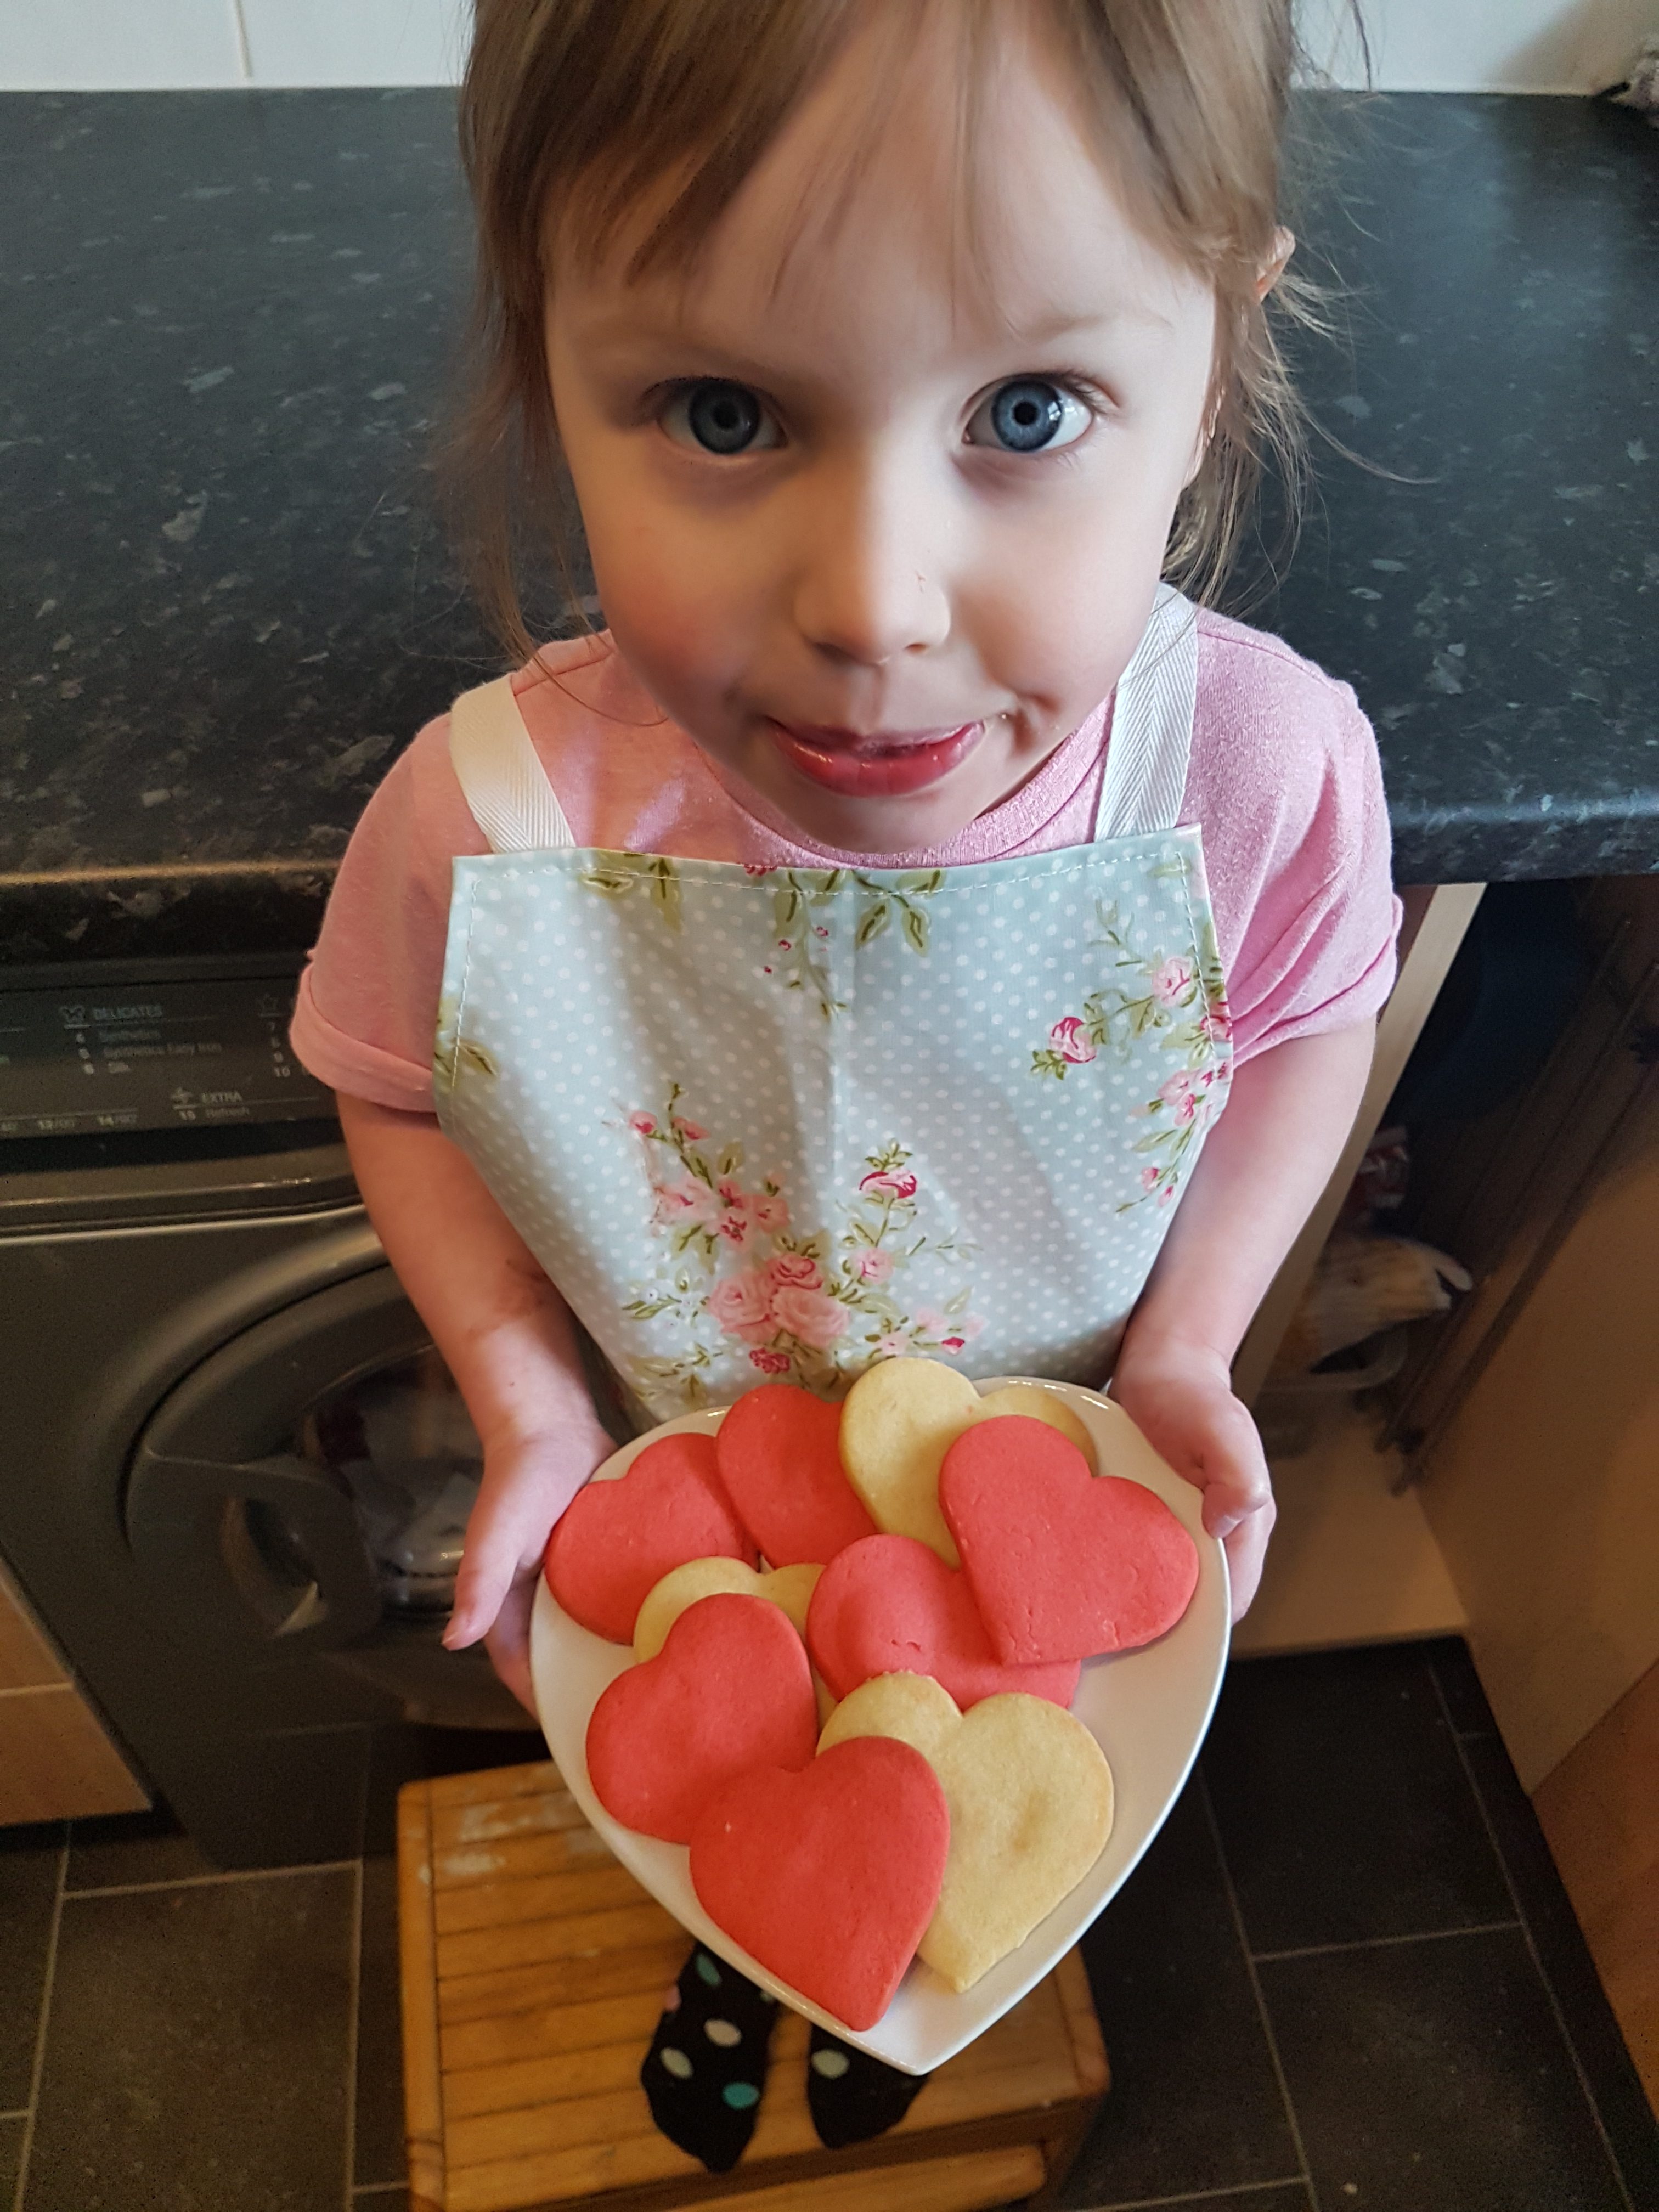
[820,1677,1115,1991]
[633,1558,823,1662]
[714,1385,877,1566]
[544,1431,756,1644]
[805,1533,1080,1711]
[585,1593,818,1843]
[939,1414,1199,1662]
[838,1357,980,1566]
[688,1735,950,2030]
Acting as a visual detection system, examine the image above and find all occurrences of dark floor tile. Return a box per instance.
[1462,1734,1659,2206]
[1261,1926,1627,2212]
[1081,2192,1311,2212]
[0,2115,25,2204]
[1203,1647,1513,1953]
[1059,1782,1299,2209]
[66,1804,216,1893]
[1426,1635,1500,1736]
[26,1868,354,2212]
[363,1722,544,1856]
[354,1856,405,2190]
[0,1823,61,2111]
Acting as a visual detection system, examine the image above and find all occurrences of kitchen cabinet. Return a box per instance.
[0,1556,148,1824]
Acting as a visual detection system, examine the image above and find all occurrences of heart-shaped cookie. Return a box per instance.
[544,1431,756,1644]
[820,1675,1115,1991]
[805,1533,1080,1711]
[633,1558,823,1662]
[967,1383,1098,1472]
[586,1593,817,1843]
[939,1415,1199,1662]
[838,1357,980,1566]
[688,1736,949,2030]
[714,1384,876,1566]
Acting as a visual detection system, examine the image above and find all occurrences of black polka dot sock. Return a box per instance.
[640,1945,780,2172]
[806,2024,933,2148]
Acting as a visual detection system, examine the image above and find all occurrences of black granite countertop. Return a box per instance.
[1,88,1655,963]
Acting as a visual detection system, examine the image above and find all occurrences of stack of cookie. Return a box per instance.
[543,1359,1199,2032]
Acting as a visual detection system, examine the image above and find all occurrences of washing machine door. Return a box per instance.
[125,1265,437,1655]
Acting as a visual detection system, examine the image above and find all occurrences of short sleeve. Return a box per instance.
[1187,620,1402,1069]
[288,715,482,1114]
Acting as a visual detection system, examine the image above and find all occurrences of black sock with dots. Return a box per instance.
[806,2024,933,2147]
[641,1945,780,2172]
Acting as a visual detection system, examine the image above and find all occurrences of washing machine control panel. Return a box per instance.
[0,972,334,1138]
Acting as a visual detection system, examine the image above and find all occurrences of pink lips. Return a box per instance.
[768,720,982,798]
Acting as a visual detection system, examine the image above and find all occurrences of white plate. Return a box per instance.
[529,1376,1229,2074]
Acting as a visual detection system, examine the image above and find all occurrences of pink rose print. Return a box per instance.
[859,1168,918,1201]
[1149,956,1194,1006]
[715,1211,751,1246]
[765,1252,822,1292]
[874,1333,911,1359]
[749,1192,789,1233]
[770,1285,849,1348]
[1141,1165,1162,1193]
[1048,1015,1097,1065]
[671,1115,707,1141]
[1159,1070,1200,1126]
[959,1313,985,1341]
[742,862,774,877]
[628,1112,658,1136]
[1200,1007,1233,1046]
[708,1271,775,1337]
[652,1177,721,1227]
[852,1248,894,1284]
[915,1308,947,1335]
[749,1347,791,1374]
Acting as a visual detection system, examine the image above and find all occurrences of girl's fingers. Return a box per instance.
[483,1573,541,1714]
[1224,1492,1277,1619]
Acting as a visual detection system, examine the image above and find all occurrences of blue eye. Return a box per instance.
[967,377,1091,454]
[662,380,781,455]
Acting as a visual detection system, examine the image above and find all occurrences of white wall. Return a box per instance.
[0,0,1654,92]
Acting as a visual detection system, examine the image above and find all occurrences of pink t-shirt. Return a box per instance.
[290,610,1401,1111]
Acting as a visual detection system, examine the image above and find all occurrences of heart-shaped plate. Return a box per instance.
[529,1376,1229,2073]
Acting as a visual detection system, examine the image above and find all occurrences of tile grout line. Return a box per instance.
[11,1830,67,2212]
[0,2115,27,2126]
[1253,1920,1521,1963]
[1195,1769,1319,2212]
[65,1858,360,1902]
[342,1857,363,2212]
[1085,2178,1310,2211]
[352,2187,408,2200]
[1427,1664,1637,2212]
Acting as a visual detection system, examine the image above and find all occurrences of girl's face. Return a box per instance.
[545,8,1218,853]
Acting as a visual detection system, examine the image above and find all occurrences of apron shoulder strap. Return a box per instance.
[449,674,577,854]
[1094,585,1200,842]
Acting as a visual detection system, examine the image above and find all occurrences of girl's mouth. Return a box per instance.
[766,720,983,798]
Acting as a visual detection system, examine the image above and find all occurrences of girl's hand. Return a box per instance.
[1108,1338,1276,1621]
[443,1417,616,1713]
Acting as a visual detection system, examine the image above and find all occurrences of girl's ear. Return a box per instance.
[1257,226,1295,301]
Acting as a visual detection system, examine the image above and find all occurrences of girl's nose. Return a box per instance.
[790,464,952,667]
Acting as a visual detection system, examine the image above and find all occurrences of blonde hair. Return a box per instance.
[450,0,1354,661]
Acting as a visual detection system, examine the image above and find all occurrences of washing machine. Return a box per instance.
[0,953,540,1867]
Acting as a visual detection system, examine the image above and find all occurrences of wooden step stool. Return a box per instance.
[398,1760,1109,2212]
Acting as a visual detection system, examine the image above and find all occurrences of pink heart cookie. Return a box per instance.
[544,1431,755,1645]
[689,1736,949,2030]
[939,1415,1199,1662]
[805,1533,1080,1711]
[585,1593,818,1843]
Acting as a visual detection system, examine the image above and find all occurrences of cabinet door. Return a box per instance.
[0,1560,148,1825]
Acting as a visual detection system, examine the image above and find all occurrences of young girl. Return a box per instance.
[292,0,1394,2163]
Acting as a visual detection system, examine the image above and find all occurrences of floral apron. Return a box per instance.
[433,586,1233,1426]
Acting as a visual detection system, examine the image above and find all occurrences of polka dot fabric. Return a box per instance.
[433,831,1232,1421]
